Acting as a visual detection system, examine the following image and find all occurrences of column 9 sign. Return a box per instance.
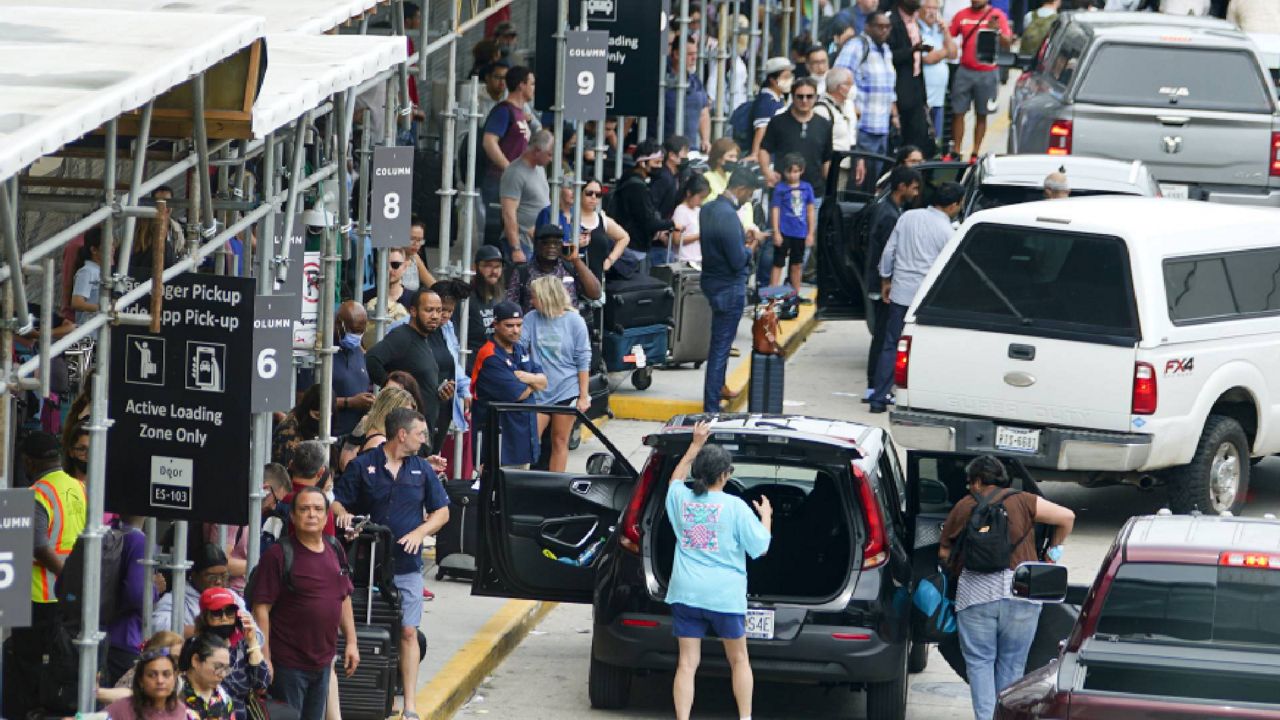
[370,146,414,249]
[564,31,609,123]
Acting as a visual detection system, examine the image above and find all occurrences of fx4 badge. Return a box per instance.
[1165,357,1194,376]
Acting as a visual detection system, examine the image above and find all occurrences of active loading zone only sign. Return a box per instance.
[108,273,254,524]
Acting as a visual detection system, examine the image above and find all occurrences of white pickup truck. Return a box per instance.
[890,196,1280,514]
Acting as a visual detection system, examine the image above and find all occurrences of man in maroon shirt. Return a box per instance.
[949,0,1013,159]
[480,66,536,203]
[252,487,358,720]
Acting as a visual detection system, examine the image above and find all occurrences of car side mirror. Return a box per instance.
[1011,562,1068,602]
[586,452,615,476]
[994,50,1028,69]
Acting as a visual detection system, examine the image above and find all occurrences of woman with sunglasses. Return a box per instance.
[194,589,269,720]
[104,641,197,720]
[179,634,235,720]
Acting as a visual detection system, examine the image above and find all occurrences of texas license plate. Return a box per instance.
[1160,183,1190,200]
[995,426,1040,454]
[745,609,775,640]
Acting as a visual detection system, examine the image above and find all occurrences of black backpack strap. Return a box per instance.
[324,534,349,577]
[281,536,295,593]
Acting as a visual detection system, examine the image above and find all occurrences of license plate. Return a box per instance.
[1160,183,1190,200]
[995,426,1040,454]
[745,609,775,640]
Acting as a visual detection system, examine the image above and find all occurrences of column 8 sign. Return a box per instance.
[371,146,413,249]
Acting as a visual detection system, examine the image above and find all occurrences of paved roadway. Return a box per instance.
[456,321,1280,720]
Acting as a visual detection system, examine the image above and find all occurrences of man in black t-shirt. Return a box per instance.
[758,77,834,200]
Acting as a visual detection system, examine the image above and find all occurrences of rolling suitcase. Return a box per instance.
[603,274,674,332]
[603,323,669,391]
[339,625,396,720]
[436,480,479,581]
[749,351,785,414]
[651,263,712,367]
[340,523,400,720]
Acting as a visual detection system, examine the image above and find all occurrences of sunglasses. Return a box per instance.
[794,93,816,100]
[584,190,602,198]
[206,606,237,620]
[389,261,404,269]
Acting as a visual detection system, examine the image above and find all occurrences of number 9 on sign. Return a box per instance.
[577,71,594,96]
[383,192,400,220]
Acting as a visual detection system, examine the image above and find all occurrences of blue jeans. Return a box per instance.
[870,302,908,407]
[755,241,774,289]
[858,130,890,190]
[957,599,1042,720]
[271,665,331,720]
[703,284,745,413]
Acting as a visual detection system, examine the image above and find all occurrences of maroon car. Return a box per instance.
[998,511,1280,719]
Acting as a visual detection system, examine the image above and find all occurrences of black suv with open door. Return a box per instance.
[474,407,1071,719]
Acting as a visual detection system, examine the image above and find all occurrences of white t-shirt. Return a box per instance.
[672,203,703,262]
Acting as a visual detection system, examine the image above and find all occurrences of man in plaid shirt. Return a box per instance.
[835,11,899,181]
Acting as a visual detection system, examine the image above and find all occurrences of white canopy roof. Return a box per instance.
[0,6,264,183]
[253,33,407,138]
[0,0,388,34]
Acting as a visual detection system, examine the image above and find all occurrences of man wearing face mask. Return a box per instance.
[366,290,444,449]
[613,140,680,259]
[331,301,374,438]
[650,135,691,221]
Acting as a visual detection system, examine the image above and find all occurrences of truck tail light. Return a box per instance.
[894,335,912,389]
[620,455,661,554]
[1131,362,1157,415]
[1048,120,1072,156]
[1271,132,1280,177]
[1221,551,1280,568]
[853,463,888,569]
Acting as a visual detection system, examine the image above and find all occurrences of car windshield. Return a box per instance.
[915,223,1140,345]
[1094,563,1280,647]
[1075,44,1274,114]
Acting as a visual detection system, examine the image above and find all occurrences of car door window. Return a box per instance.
[1047,24,1086,86]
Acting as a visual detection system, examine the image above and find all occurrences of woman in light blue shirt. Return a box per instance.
[522,275,591,472]
[665,422,773,720]
[919,0,958,144]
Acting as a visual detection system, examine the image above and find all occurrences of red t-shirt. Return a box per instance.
[950,5,1011,72]
[251,539,353,671]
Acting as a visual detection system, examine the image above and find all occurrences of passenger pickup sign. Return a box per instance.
[108,273,255,524]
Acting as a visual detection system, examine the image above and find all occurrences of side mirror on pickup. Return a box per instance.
[586,452,615,476]
[994,50,1033,70]
[1011,562,1068,602]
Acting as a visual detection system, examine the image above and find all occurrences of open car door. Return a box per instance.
[905,451,1082,681]
[473,403,638,603]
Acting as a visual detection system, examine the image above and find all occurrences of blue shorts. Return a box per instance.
[394,571,424,628]
[670,603,746,640]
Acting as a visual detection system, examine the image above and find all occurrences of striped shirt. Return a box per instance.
[956,568,1013,611]
[836,35,897,135]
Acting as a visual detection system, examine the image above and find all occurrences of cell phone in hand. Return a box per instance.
[919,44,934,52]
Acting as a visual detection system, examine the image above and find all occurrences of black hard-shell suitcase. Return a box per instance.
[603,274,674,332]
[339,523,400,720]
[436,480,479,581]
[749,351,785,414]
[338,625,396,720]
[651,263,711,366]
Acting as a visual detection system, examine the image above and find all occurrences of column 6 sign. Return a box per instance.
[371,146,414,249]
[564,31,609,123]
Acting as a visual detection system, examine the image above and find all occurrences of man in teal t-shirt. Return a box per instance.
[664,422,772,720]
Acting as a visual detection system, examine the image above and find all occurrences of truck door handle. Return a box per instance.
[1157,115,1189,127]
[1008,344,1036,361]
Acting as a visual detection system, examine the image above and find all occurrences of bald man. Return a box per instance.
[332,300,375,435]
[1044,171,1069,199]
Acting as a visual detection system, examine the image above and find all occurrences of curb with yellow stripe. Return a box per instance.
[610,287,821,421]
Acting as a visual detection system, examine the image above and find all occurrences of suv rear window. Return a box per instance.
[1095,562,1280,647]
[1076,44,1274,114]
[915,223,1140,345]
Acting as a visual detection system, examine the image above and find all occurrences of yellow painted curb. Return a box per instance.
[416,599,557,720]
[610,394,704,421]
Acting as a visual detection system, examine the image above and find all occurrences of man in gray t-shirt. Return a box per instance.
[499,129,553,264]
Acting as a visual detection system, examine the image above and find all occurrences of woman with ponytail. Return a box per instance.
[664,421,773,720]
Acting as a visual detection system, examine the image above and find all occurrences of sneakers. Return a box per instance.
[422,587,435,601]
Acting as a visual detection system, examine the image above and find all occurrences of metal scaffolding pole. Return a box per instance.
[570,3,587,259]
[782,1,792,62]
[141,517,157,637]
[282,115,310,252]
[247,131,277,575]
[549,0,569,216]
[748,0,761,93]
[393,0,413,137]
[169,520,188,634]
[698,0,710,81]
[117,102,156,280]
[75,117,117,714]
[318,98,350,446]
[674,0,690,138]
[713,0,731,139]
[192,75,219,242]
[658,22,669,143]
[356,110,373,311]
[435,0,460,277]
[760,0,771,82]
[453,76,480,480]
[593,112,607,184]
[614,117,625,181]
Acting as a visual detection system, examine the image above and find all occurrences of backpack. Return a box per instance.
[244,533,346,606]
[56,525,130,631]
[911,568,958,642]
[728,97,757,150]
[1020,11,1056,60]
[958,489,1030,573]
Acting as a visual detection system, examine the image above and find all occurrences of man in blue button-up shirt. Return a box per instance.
[869,181,965,414]
[332,407,449,720]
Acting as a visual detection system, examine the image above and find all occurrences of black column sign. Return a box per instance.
[564,31,609,123]
[370,147,413,249]
[251,295,294,413]
[536,0,665,117]
[108,273,255,524]
[0,489,34,627]
[270,212,305,320]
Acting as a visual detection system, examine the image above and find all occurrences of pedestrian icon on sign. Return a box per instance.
[185,341,226,393]
[125,335,166,386]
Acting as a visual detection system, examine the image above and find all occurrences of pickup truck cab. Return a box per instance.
[1009,12,1280,207]
[890,196,1280,514]
[998,512,1280,719]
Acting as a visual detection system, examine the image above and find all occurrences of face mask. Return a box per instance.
[677,159,690,174]
[339,333,362,350]
[325,490,335,503]
[67,457,88,475]
[208,623,235,640]
[777,78,794,95]
[724,160,741,172]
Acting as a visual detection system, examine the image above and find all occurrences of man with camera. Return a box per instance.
[505,224,602,315]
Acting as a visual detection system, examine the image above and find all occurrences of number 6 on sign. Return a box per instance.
[577,71,594,96]
[257,348,278,379]
[0,551,13,590]
[383,193,400,219]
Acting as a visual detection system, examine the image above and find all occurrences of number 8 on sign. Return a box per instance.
[383,192,400,219]
[577,71,594,96]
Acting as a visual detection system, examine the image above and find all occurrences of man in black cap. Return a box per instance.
[506,224,602,314]
[471,301,547,469]
[467,245,508,371]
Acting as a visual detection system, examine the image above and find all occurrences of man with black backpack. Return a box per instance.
[939,456,1075,720]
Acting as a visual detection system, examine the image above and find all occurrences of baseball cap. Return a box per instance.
[534,224,565,243]
[475,245,504,263]
[495,21,517,37]
[21,431,60,461]
[763,57,794,77]
[199,587,238,613]
[493,301,523,322]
